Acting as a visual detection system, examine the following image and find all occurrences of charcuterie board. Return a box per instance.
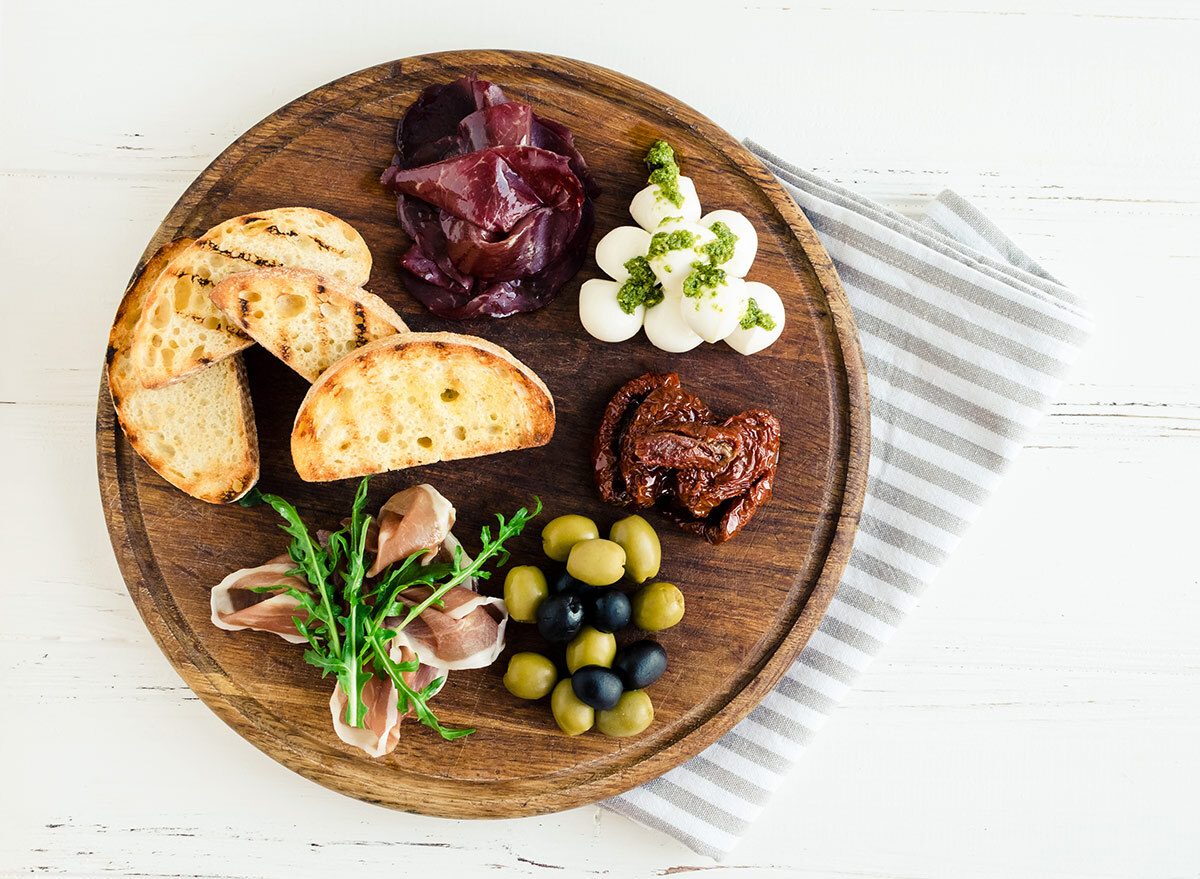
[96,50,868,818]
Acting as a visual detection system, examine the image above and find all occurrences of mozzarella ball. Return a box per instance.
[680,275,748,344]
[643,291,704,353]
[595,226,652,283]
[629,177,701,231]
[700,210,758,278]
[647,221,715,291]
[724,281,786,355]
[579,278,645,343]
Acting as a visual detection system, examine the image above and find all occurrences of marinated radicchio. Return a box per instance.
[381,74,599,319]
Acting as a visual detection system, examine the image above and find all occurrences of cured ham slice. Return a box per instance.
[376,527,504,671]
[210,555,311,644]
[365,484,456,577]
[212,482,509,757]
[382,74,597,319]
[458,102,532,151]
[329,647,448,758]
[383,149,545,234]
[330,670,401,758]
[388,584,508,670]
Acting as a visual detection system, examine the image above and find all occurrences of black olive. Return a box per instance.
[571,665,624,711]
[549,566,592,597]
[586,588,632,633]
[536,593,584,643]
[612,640,667,690]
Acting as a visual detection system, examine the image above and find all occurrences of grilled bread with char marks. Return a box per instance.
[210,267,409,383]
[107,239,259,503]
[291,332,555,482]
[130,208,372,388]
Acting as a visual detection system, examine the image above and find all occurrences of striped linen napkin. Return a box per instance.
[604,141,1092,859]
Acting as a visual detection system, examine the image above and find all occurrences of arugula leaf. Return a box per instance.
[376,498,543,633]
[327,477,374,728]
[257,490,342,659]
[236,486,266,507]
[251,479,540,743]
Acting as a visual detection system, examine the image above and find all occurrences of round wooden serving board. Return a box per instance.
[96,50,868,818]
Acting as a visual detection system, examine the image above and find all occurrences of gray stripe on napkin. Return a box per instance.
[605,799,727,861]
[851,548,932,597]
[852,310,1048,409]
[868,397,1010,472]
[867,477,970,534]
[834,261,1068,376]
[774,676,841,715]
[797,647,859,685]
[834,582,908,627]
[862,352,1028,440]
[871,441,991,506]
[643,776,751,835]
[716,732,795,775]
[807,209,1088,344]
[604,141,1090,858]
[686,756,772,805]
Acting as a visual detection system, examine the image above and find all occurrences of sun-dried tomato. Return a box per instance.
[619,386,713,508]
[590,374,781,544]
[633,422,743,472]
[592,373,679,506]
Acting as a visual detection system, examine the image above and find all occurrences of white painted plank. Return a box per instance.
[2,1,1199,877]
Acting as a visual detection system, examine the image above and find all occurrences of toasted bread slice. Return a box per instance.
[210,267,409,382]
[131,208,372,388]
[107,239,259,503]
[291,332,555,481]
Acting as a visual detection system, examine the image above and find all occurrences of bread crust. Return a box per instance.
[291,332,555,482]
[130,208,372,388]
[209,267,408,382]
[107,238,259,503]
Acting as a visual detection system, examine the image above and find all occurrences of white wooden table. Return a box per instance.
[3,1,1198,876]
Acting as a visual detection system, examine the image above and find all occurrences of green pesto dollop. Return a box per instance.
[645,139,684,208]
[682,261,727,299]
[617,256,665,314]
[647,228,698,260]
[740,297,777,331]
[701,221,738,266]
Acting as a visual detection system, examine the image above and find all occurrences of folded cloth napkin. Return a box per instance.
[604,141,1093,859]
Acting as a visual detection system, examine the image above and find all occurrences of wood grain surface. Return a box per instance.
[94,50,868,817]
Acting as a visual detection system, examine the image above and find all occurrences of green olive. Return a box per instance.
[631,581,685,631]
[503,565,548,623]
[566,625,617,673]
[596,689,654,737]
[609,514,661,584]
[566,538,626,586]
[503,652,558,700]
[551,677,595,736]
[542,514,600,562]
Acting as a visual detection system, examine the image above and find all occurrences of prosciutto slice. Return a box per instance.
[377,527,503,670]
[210,555,311,644]
[388,584,508,670]
[329,647,447,758]
[365,483,457,577]
[330,670,401,758]
[211,483,509,757]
